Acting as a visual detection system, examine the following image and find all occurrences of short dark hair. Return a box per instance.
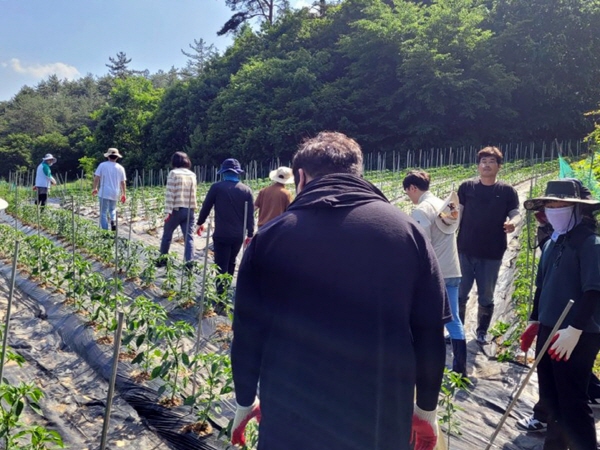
[292,132,363,183]
[171,151,191,169]
[477,146,503,164]
[402,170,430,191]
[108,155,119,161]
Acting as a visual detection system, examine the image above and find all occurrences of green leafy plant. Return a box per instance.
[438,368,470,449]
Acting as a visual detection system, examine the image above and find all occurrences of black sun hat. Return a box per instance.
[524,179,600,211]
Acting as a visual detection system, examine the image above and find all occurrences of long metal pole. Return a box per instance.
[0,241,20,382]
[484,299,574,450]
[190,222,212,409]
[99,311,125,450]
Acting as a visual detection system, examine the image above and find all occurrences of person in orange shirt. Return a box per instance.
[254,166,294,228]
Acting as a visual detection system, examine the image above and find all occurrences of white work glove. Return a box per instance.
[411,405,438,450]
[231,398,261,447]
[548,326,582,361]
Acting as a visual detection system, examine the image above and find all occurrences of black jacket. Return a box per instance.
[231,174,449,450]
[197,180,254,239]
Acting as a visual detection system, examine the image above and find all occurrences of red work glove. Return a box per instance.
[120,194,126,204]
[92,189,98,196]
[231,399,261,447]
[164,214,171,222]
[196,224,205,237]
[244,237,252,248]
[411,405,438,450]
[32,186,37,191]
[548,326,582,361]
[520,321,540,352]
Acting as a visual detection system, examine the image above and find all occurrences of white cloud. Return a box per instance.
[4,58,80,80]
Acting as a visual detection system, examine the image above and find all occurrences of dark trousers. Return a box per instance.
[35,192,48,209]
[160,208,195,262]
[533,373,600,422]
[536,324,600,450]
[213,236,243,295]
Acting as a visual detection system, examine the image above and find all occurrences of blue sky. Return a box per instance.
[0,0,311,102]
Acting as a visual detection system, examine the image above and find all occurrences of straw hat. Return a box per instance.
[269,166,294,184]
[104,148,123,158]
[434,192,460,234]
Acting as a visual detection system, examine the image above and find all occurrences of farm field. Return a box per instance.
[0,148,598,450]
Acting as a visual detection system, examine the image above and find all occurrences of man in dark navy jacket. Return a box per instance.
[230,132,450,450]
[197,158,254,298]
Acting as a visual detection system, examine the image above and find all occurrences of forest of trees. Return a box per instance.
[1,0,600,178]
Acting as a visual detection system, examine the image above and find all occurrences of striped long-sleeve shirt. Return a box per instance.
[165,168,198,213]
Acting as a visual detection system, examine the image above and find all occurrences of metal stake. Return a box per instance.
[484,299,574,450]
[99,311,125,450]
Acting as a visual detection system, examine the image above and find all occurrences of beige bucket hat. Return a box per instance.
[269,166,294,184]
[104,148,123,158]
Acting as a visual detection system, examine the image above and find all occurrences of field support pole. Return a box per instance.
[484,299,574,450]
[100,311,125,450]
[0,241,20,382]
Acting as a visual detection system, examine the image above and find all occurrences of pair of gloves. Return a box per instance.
[520,322,582,361]
[230,399,439,450]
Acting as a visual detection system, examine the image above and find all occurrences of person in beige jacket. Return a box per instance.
[404,170,467,378]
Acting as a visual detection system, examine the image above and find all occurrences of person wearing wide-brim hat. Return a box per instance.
[196,158,254,306]
[520,178,600,449]
[33,153,57,210]
[254,166,294,228]
[92,148,127,231]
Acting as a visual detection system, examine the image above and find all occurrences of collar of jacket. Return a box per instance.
[288,173,388,211]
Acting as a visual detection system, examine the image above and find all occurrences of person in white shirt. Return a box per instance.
[34,154,57,210]
[92,148,127,231]
[404,170,467,378]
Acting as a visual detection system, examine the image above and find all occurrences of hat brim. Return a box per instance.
[104,152,123,158]
[0,198,8,211]
[434,192,460,234]
[524,196,600,211]
[269,171,294,184]
[218,168,244,175]
[43,157,57,162]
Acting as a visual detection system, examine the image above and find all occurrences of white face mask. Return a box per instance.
[544,205,576,240]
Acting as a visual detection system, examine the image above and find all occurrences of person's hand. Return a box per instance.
[231,399,261,447]
[164,214,171,222]
[244,237,252,248]
[548,326,582,361]
[51,179,57,186]
[503,220,515,233]
[92,189,98,196]
[120,194,126,204]
[411,405,438,450]
[32,186,37,191]
[196,224,205,237]
[520,321,540,352]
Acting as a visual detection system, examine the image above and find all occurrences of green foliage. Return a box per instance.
[0,381,64,450]
[77,156,96,180]
[438,368,470,447]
